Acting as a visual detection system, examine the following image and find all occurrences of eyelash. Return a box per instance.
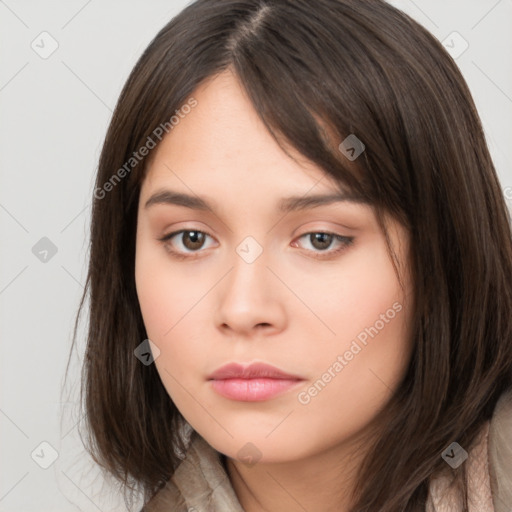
[157,229,354,261]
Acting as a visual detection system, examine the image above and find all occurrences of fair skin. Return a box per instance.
[135,69,413,512]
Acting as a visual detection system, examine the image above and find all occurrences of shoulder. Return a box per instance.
[427,389,512,512]
[488,387,512,512]
[140,481,187,512]
[141,430,244,512]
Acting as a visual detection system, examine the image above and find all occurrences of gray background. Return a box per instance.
[1,1,511,511]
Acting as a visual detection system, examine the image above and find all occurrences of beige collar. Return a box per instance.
[428,388,512,512]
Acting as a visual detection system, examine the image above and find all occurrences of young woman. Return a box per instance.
[72,0,512,510]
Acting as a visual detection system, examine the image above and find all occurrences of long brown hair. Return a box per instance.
[68,0,512,510]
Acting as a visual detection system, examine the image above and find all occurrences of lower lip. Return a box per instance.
[210,378,302,401]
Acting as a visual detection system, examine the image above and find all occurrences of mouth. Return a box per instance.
[207,362,305,402]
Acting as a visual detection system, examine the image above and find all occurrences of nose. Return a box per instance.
[214,250,287,337]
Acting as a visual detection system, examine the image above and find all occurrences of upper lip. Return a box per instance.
[208,362,303,380]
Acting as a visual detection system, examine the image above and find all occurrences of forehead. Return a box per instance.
[141,70,348,198]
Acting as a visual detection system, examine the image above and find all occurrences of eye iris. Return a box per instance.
[311,233,333,250]
[183,231,205,250]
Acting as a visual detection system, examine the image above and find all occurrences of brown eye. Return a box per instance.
[294,232,354,259]
[158,229,215,256]
[309,233,334,250]
[181,230,206,250]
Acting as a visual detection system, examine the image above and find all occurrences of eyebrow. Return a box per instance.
[144,189,368,213]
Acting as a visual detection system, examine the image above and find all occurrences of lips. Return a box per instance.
[208,362,304,401]
[208,362,302,380]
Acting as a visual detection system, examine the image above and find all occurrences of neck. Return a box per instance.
[224,430,374,512]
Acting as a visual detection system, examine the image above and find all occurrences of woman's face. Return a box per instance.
[135,70,413,464]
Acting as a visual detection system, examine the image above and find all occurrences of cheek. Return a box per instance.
[135,236,201,340]
[135,258,172,340]
[134,236,213,399]
[297,238,407,347]
[296,238,411,406]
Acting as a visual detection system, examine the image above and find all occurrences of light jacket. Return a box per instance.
[142,389,512,511]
